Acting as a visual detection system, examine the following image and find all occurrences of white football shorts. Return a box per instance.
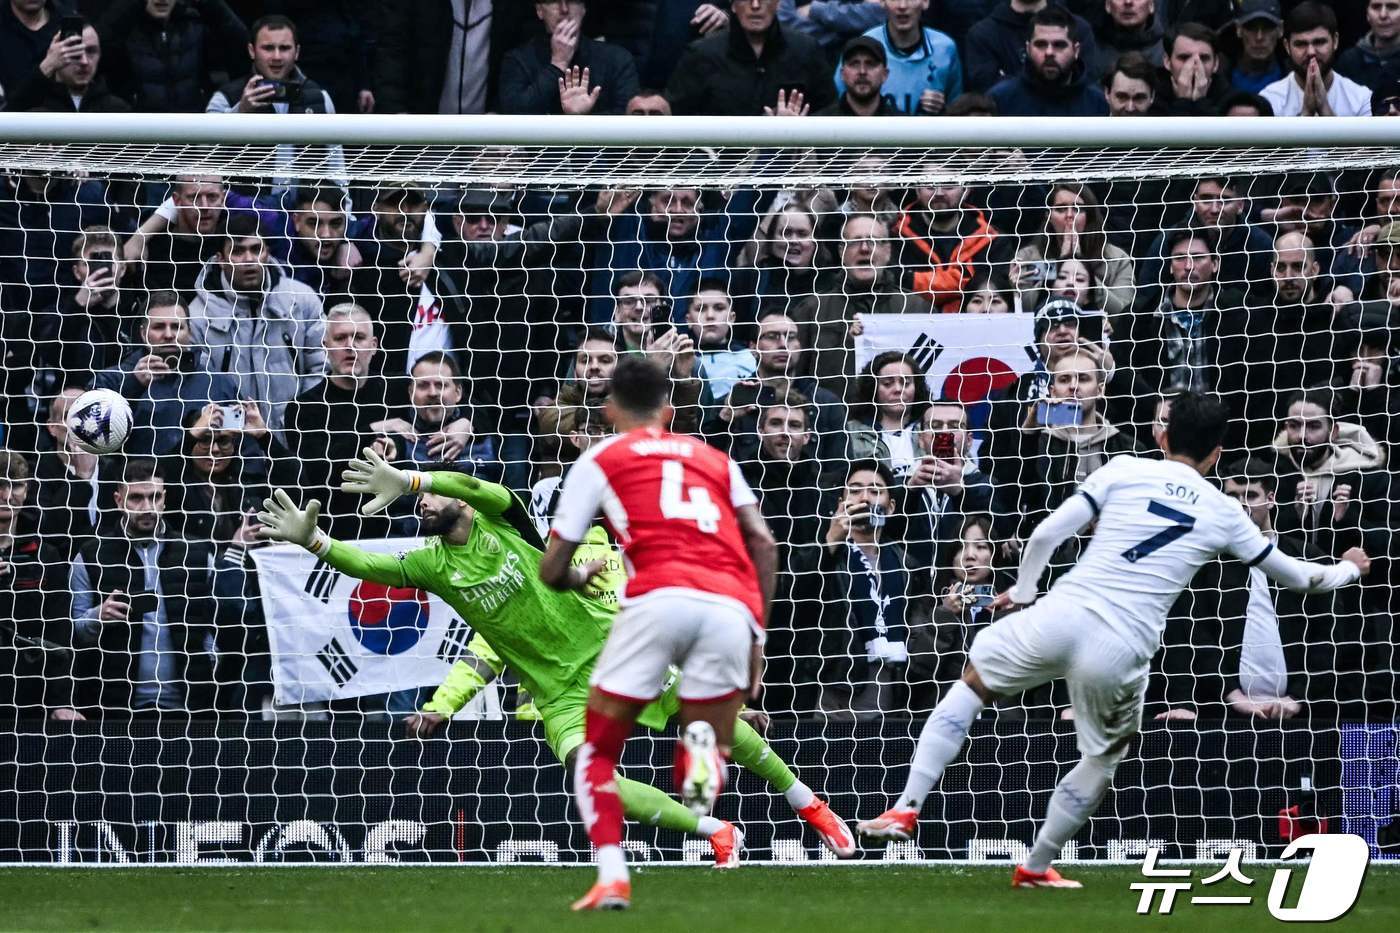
[968,595,1151,756]
[591,588,758,703]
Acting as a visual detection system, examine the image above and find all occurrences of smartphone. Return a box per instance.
[57,15,85,40]
[263,78,303,103]
[647,299,675,342]
[1036,398,1083,427]
[219,404,246,431]
[930,431,957,460]
[856,503,887,530]
[87,249,114,281]
[127,591,160,617]
[966,584,996,609]
[1027,260,1057,285]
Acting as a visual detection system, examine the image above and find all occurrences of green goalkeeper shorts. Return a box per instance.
[540,670,682,763]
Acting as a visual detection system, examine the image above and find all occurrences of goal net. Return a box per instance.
[1,114,1396,865]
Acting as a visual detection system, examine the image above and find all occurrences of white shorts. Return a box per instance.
[591,588,757,703]
[968,597,1150,757]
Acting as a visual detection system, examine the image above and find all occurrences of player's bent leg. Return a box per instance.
[729,717,856,857]
[1013,743,1128,890]
[858,664,992,843]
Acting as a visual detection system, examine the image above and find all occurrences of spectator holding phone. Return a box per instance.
[1008,345,1147,537]
[70,458,217,716]
[41,226,141,386]
[93,292,241,457]
[814,459,919,718]
[908,514,1007,708]
[7,15,130,112]
[901,400,1008,572]
[205,15,345,190]
[162,403,270,545]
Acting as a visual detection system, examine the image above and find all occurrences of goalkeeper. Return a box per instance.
[257,450,855,864]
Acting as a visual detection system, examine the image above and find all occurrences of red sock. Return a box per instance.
[575,709,631,849]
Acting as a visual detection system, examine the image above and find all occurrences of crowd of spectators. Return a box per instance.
[1,0,1399,726]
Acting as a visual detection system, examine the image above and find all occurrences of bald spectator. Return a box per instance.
[665,0,835,116]
[1223,230,1340,451]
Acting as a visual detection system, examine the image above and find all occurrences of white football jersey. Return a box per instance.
[1049,455,1272,658]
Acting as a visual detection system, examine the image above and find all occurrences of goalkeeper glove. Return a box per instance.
[257,490,331,556]
[341,447,430,515]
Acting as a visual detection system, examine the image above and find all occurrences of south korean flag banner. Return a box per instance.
[854,313,1038,414]
[252,539,499,717]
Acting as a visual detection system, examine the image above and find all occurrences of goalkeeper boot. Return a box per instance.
[709,821,745,870]
[856,806,918,842]
[797,798,857,857]
[1011,865,1082,889]
[677,721,724,816]
[571,879,632,911]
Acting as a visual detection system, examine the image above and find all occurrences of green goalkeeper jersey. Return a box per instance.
[317,471,621,706]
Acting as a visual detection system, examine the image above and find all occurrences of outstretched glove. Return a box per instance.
[341,447,428,515]
[257,489,328,554]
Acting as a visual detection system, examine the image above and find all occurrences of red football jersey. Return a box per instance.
[551,427,764,624]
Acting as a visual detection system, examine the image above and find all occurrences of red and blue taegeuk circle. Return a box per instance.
[346,581,430,655]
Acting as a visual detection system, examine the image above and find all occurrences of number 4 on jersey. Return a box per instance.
[659,459,720,533]
[1122,500,1196,563]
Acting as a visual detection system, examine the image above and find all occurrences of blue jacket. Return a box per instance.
[834,24,963,115]
[988,60,1108,117]
[585,190,761,323]
[94,349,241,456]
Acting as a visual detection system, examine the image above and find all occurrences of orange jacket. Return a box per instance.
[896,207,997,312]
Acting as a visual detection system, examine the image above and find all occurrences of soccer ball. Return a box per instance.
[66,388,133,455]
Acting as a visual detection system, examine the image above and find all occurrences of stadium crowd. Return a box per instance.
[0,0,1398,726]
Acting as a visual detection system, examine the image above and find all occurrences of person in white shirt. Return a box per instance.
[856,391,1370,888]
[1260,1,1373,116]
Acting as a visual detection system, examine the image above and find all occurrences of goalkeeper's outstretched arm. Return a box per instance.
[340,447,514,517]
[255,489,409,587]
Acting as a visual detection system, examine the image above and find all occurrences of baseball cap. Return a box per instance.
[1233,0,1282,27]
[456,187,519,216]
[840,35,887,66]
[1375,221,1400,249]
[1034,297,1106,343]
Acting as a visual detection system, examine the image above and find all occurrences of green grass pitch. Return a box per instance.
[0,865,1395,932]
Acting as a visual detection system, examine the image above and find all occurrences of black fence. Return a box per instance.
[1,719,1393,864]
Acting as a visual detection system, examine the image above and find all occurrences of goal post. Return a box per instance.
[0,114,1395,866]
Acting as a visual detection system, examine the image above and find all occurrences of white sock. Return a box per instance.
[696,816,725,837]
[898,681,983,811]
[596,844,629,884]
[784,780,816,811]
[1023,755,1117,873]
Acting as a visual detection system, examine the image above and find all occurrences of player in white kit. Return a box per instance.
[857,392,1371,887]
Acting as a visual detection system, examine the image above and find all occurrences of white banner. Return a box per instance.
[252,538,499,717]
[854,313,1037,402]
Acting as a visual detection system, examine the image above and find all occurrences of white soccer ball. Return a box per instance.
[66,388,133,455]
